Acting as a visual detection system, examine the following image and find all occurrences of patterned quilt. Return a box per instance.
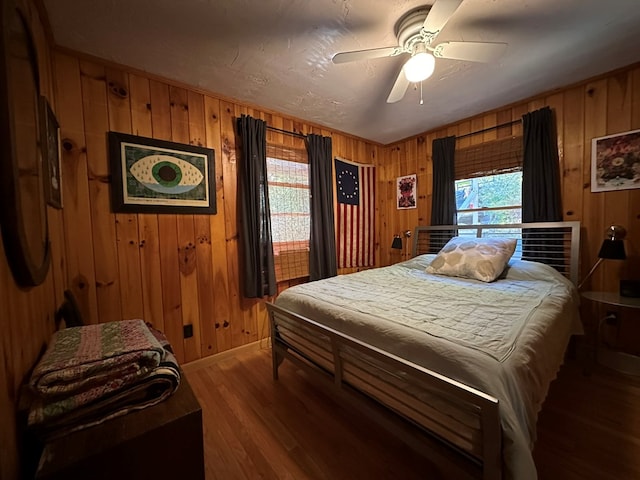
[27,319,180,439]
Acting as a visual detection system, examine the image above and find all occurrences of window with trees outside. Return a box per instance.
[454,136,523,235]
[266,144,310,282]
[455,172,522,226]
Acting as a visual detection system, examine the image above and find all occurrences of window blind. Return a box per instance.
[266,140,310,282]
[454,136,523,180]
[266,144,307,164]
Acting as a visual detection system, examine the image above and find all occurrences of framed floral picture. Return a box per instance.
[591,128,640,192]
[397,174,417,209]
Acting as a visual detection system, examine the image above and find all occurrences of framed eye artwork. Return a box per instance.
[108,131,216,215]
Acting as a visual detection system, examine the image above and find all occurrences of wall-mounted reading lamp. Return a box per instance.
[578,225,626,290]
[391,230,412,259]
[391,234,402,250]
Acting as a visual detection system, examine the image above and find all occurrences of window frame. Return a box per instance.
[454,136,523,226]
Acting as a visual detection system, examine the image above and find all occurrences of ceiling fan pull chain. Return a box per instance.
[420,81,424,105]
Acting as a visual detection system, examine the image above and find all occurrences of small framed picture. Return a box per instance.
[591,128,640,192]
[40,96,62,209]
[397,174,417,209]
[108,131,216,214]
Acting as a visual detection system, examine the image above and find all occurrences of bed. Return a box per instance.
[266,221,582,480]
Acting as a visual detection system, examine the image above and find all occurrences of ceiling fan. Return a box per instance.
[332,0,507,103]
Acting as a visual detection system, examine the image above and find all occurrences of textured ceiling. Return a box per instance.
[43,0,640,144]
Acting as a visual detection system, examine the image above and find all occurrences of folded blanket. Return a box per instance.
[27,320,180,440]
[30,319,165,399]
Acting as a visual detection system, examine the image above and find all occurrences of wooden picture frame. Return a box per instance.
[0,1,51,287]
[40,96,62,209]
[108,131,216,214]
[591,128,640,192]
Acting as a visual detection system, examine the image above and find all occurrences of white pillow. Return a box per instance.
[426,237,517,282]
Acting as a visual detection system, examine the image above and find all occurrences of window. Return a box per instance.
[266,144,310,282]
[455,172,522,225]
[454,136,523,228]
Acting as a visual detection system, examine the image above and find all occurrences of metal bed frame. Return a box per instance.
[266,221,580,480]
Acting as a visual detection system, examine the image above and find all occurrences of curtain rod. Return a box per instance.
[456,119,522,141]
[266,118,521,141]
[266,125,307,139]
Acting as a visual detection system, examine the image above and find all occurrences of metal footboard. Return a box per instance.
[267,302,502,480]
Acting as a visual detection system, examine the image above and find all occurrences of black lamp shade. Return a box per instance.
[598,239,626,260]
[391,236,402,249]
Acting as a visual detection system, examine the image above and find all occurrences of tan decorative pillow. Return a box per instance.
[426,237,517,282]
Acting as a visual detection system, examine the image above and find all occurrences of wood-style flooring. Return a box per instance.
[185,345,640,480]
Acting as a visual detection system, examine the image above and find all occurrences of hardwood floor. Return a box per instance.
[533,360,640,479]
[185,346,640,480]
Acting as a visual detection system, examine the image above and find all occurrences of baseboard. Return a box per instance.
[598,347,640,376]
[181,339,269,374]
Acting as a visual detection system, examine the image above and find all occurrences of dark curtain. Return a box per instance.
[430,136,457,251]
[236,114,276,298]
[521,106,564,266]
[306,134,337,280]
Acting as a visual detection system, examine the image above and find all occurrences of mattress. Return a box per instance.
[275,254,582,479]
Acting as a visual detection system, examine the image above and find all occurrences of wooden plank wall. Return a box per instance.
[377,63,640,353]
[0,1,63,478]
[51,51,381,366]
[2,7,639,475]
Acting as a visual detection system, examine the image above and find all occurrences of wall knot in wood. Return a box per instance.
[178,243,197,275]
[108,81,128,99]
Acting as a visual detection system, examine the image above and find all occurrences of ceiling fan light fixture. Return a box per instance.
[403,51,435,83]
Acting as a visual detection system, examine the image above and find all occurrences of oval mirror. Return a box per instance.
[0,0,50,287]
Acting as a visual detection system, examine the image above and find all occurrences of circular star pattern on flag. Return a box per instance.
[338,168,358,200]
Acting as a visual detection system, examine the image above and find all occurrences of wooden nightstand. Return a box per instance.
[581,291,640,375]
[34,374,204,480]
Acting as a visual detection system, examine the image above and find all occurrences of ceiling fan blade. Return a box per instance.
[433,41,508,62]
[422,0,463,36]
[332,46,398,64]
[386,69,410,103]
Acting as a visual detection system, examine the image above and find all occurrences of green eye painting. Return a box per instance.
[128,153,204,196]
[108,131,216,214]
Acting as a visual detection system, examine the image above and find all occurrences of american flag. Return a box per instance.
[335,158,375,268]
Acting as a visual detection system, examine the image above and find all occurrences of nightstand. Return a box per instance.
[581,291,640,375]
[34,374,204,480]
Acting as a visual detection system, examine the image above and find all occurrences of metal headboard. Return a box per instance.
[412,221,581,286]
